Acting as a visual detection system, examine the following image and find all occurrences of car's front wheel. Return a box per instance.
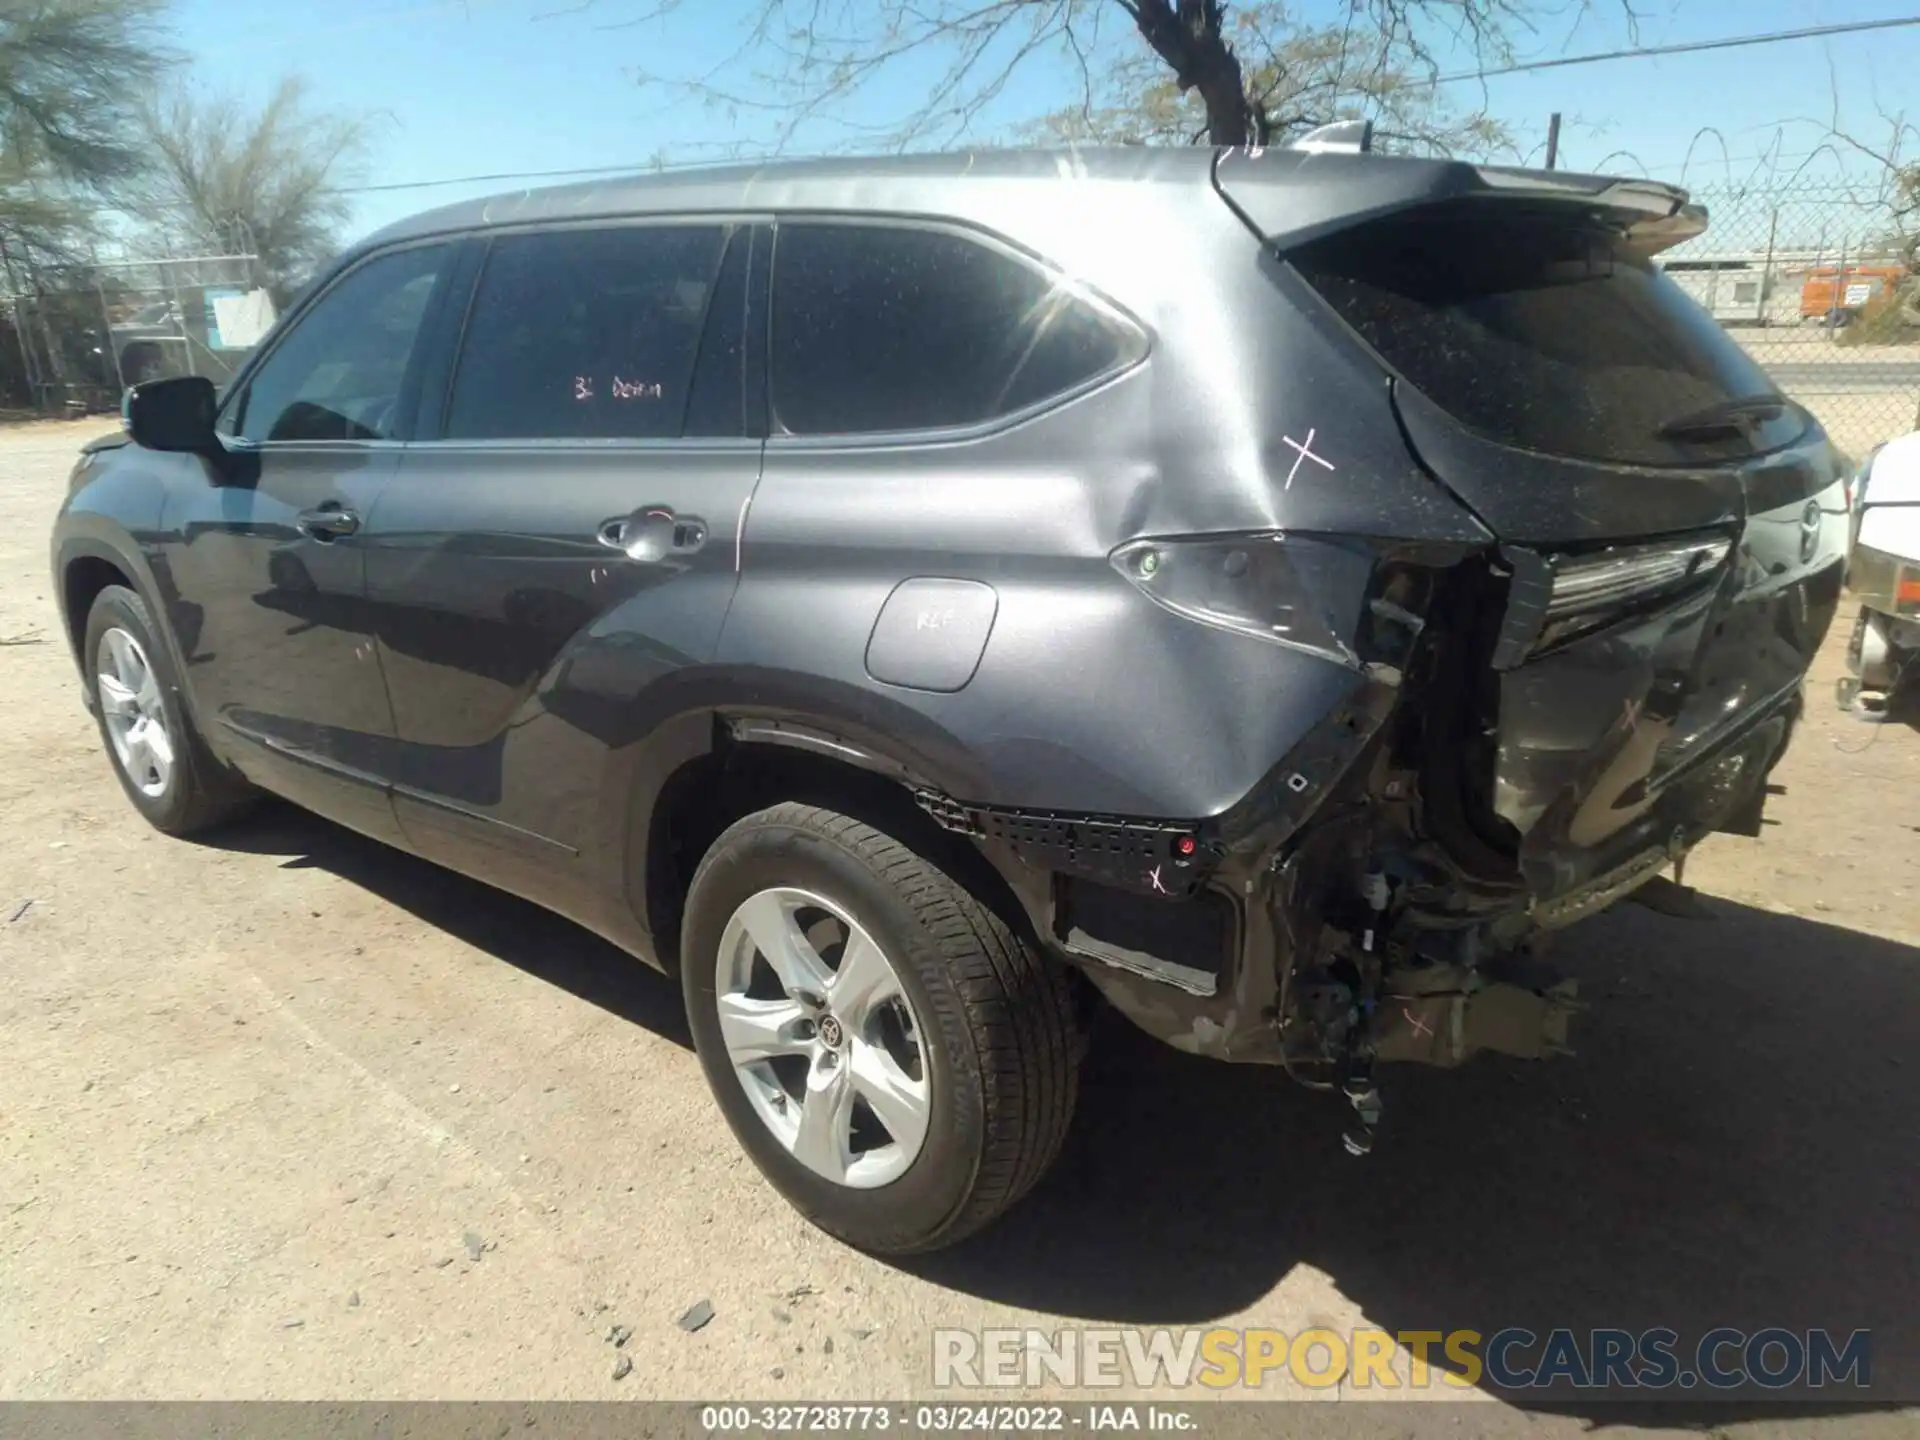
[83,584,256,835]
[682,802,1080,1254]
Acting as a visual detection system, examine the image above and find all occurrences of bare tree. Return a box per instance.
[1798,97,1920,340]
[0,0,172,393]
[133,76,383,301]
[554,0,1612,153]
[0,0,173,270]
[0,0,170,185]
[1024,5,1511,155]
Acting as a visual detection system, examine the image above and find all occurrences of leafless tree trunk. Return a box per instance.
[1121,1,1255,145]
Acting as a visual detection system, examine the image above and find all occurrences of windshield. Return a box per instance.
[1290,199,1808,467]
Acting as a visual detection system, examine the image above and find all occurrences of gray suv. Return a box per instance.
[51,145,1847,1254]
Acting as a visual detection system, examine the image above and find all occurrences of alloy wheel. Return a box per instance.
[714,886,930,1189]
[97,627,174,799]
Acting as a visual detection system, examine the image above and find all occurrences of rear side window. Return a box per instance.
[1291,202,1805,466]
[446,224,735,441]
[770,223,1141,436]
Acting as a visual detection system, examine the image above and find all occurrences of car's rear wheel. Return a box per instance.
[83,584,256,835]
[682,802,1079,1254]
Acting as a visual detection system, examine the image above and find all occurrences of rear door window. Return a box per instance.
[445,224,736,441]
[769,223,1141,436]
[1290,201,1806,466]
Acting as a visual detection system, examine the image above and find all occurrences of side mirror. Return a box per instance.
[125,376,219,454]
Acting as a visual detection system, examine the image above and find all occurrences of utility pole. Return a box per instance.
[1760,205,1779,326]
[1545,112,1562,170]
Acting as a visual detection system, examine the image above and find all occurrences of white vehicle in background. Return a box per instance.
[1841,431,1920,710]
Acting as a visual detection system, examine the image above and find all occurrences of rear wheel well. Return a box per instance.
[64,556,134,662]
[642,741,1032,972]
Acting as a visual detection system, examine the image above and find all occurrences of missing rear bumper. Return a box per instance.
[1371,965,1581,1066]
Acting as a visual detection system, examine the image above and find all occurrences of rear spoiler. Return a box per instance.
[1212,147,1706,258]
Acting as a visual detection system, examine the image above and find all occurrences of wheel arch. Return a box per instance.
[61,550,136,663]
[54,528,170,676]
[625,709,1045,976]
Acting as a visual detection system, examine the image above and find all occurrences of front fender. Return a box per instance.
[52,448,227,744]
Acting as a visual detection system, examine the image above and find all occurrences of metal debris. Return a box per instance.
[677,1298,714,1333]
[462,1231,486,1261]
[612,1354,632,1381]
[608,1324,632,1348]
[8,899,31,923]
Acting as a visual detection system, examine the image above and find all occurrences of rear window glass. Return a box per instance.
[770,223,1142,436]
[1290,202,1806,466]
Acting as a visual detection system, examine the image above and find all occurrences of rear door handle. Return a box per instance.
[296,504,360,540]
[596,507,706,563]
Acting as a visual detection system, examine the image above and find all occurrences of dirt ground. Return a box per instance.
[1,418,1916,1434]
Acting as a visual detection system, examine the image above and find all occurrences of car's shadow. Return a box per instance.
[201,804,1917,1416]
[206,801,693,1048]
[909,894,1920,1416]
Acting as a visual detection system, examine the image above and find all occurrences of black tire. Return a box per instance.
[682,802,1079,1254]
[82,584,256,835]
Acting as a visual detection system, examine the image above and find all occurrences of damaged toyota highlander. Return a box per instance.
[51,138,1847,1255]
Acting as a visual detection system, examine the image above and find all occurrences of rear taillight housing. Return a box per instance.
[1495,532,1733,664]
[1111,533,1373,665]
[1544,535,1731,625]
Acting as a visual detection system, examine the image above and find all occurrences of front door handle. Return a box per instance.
[296,504,360,540]
[596,507,706,563]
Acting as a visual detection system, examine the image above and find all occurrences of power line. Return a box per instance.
[344,160,668,195]
[1420,14,1920,89]
[338,14,1920,199]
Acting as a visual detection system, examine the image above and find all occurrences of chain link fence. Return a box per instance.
[1660,175,1920,462]
[0,250,271,416]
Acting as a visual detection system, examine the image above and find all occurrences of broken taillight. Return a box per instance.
[1494,531,1733,665]
[1543,534,1732,626]
[1110,533,1370,665]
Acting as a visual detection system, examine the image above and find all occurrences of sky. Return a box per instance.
[164,0,1920,245]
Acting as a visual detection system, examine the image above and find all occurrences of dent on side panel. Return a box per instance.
[722,395,1379,819]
